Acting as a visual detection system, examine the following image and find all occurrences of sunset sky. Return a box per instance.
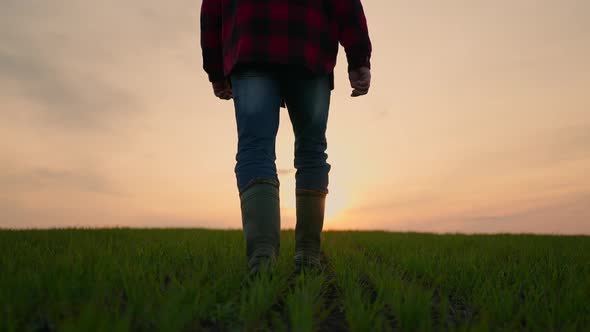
[1,0,589,233]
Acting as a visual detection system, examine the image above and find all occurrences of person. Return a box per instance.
[200,0,372,276]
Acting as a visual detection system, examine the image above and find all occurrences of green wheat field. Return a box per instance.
[1,229,588,331]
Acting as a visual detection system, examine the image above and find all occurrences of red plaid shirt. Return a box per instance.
[200,0,372,89]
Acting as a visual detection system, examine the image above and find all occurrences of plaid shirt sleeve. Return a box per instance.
[335,0,372,72]
[200,0,225,83]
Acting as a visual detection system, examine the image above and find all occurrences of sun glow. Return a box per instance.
[279,176,351,226]
[325,183,350,221]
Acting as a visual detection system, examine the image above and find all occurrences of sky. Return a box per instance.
[1,0,589,234]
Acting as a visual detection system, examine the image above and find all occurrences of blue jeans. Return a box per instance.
[231,65,332,195]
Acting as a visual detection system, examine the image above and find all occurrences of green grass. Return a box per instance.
[0,229,588,331]
[284,269,326,332]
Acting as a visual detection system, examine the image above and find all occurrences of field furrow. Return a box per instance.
[323,233,398,331]
[317,251,350,332]
[280,267,327,332]
[352,237,484,331]
[356,270,399,331]
[238,232,295,331]
[265,268,297,331]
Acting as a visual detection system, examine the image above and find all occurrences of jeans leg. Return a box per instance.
[283,74,332,194]
[231,69,282,194]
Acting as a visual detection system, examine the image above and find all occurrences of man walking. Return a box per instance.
[200,0,372,276]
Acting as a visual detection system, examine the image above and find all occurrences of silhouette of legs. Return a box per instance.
[230,64,332,273]
[283,73,331,271]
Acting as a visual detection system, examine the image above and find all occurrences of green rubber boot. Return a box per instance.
[240,182,281,277]
[294,189,327,272]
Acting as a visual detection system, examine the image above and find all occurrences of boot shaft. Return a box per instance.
[240,183,281,269]
[294,190,326,267]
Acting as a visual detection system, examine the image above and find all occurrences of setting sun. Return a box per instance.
[325,183,350,221]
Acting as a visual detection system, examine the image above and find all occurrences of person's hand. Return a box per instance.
[348,66,371,97]
[212,78,232,100]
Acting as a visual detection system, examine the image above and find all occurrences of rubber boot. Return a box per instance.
[294,189,326,272]
[240,182,281,277]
